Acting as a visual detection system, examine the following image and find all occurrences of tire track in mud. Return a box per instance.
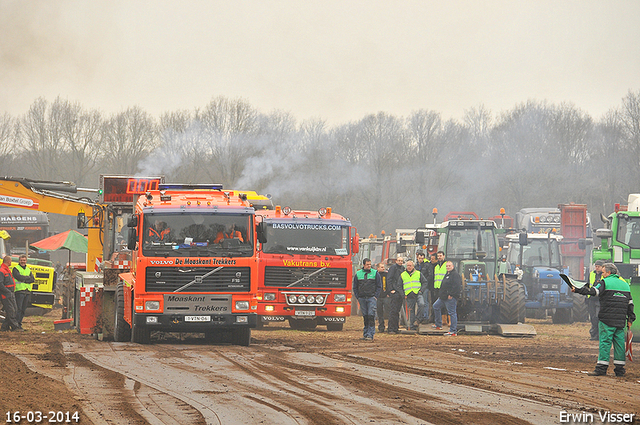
[242,345,544,425]
[63,342,212,425]
[68,341,321,425]
[317,344,636,415]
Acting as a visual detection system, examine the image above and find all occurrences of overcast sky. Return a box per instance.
[1,0,639,125]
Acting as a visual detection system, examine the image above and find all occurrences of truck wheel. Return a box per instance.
[552,308,572,324]
[233,328,251,346]
[131,321,151,344]
[326,323,344,331]
[499,278,525,324]
[114,282,131,342]
[571,295,589,322]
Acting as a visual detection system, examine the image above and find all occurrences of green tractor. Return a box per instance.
[417,218,525,324]
[591,194,640,341]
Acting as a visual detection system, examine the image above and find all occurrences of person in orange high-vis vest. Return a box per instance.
[0,256,21,331]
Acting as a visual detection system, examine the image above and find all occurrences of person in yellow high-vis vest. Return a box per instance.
[13,254,35,329]
[399,261,428,331]
[430,251,446,322]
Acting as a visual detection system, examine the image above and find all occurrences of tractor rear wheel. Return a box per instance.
[552,307,572,324]
[499,278,526,324]
[571,295,589,322]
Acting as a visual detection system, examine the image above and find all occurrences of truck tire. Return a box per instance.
[326,323,344,331]
[571,295,589,322]
[131,320,151,344]
[499,278,526,324]
[552,308,572,324]
[114,282,131,342]
[233,328,251,346]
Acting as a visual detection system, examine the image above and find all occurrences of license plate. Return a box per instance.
[185,315,211,322]
[295,310,315,317]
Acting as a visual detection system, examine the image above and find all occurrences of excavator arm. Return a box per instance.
[0,177,104,269]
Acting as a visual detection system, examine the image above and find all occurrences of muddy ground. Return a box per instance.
[1,310,638,425]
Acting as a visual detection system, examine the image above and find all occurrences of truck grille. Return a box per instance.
[145,267,251,292]
[263,266,347,288]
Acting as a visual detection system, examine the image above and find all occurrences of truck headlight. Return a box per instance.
[334,294,346,302]
[541,284,549,289]
[235,301,250,310]
[288,295,298,303]
[264,293,276,301]
[145,301,160,311]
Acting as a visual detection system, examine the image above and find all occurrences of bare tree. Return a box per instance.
[101,106,158,175]
[53,97,103,185]
[195,97,261,186]
[0,112,17,175]
[17,98,66,180]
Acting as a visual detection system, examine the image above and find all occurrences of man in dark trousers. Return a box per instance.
[13,254,35,329]
[572,263,635,376]
[0,256,21,331]
[586,260,604,341]
[386,256,405,334]
[433,261,462,336]
[400,260,429,330]
[375,262,389,332]
[414,251,432,324]
[353,258,382,341]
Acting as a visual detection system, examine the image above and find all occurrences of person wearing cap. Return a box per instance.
[572,263,635,376]
[587,260,605,341]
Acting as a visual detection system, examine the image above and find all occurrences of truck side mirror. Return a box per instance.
[518,233,528,246]
[396,242,406,253]
[127,215,138,228]
[415,230,425,245]
[127,229,137,250]
[256,221,267,244]
[351,230,359,254]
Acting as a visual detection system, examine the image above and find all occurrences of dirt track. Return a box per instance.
[1,312,639,425]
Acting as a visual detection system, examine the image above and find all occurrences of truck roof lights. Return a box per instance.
[282,206,292,215]
[158,183,223,191]
[318,207,327,216]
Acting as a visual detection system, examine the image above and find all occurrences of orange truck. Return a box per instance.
[116,184,260,345]
[255,206,359,330]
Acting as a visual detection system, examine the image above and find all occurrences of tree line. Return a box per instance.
[1,91,639,236]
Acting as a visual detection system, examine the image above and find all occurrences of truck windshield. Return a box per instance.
[507,239,562,267]
[616,216,640,249]
[262,222,350,256]
[142,212,253,257]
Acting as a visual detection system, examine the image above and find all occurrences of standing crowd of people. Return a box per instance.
[1,254,35,332]
[353,250,460,340]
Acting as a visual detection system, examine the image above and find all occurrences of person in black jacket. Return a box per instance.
[432,261,461,336]
[415,251,433,324]
[0,256,20,331]
[386,256,405,333]
[375,262,390,332]
[353,258,382,341]
[572,263,635,376]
